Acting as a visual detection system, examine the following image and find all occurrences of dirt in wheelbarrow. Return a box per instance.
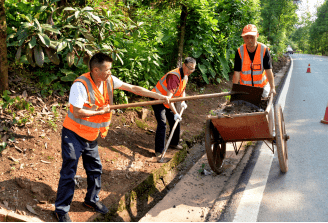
[0,55,288,222]
[212,100,268,116]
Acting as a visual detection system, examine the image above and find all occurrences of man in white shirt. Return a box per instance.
[54,52,169,222]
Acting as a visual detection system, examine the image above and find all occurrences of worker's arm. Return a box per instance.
[232,71,241,84]
[167,91,179,115]
[118,82,170,104]
[72,104,110,119]
[265,69,276,95]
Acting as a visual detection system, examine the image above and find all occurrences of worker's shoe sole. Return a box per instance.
[83,201,109,214]
[53,211,72,222]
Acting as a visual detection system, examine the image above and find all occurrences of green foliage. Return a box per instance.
[4,0,299,104]
[182,0,260,84]
[259,0,298,59]
[291,1,328,55]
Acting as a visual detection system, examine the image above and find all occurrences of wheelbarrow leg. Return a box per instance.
[159,108,185,163]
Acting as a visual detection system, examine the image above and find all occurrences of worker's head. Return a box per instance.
[182,57,196,76]
[241,24,259,50]
[89,52,114,81]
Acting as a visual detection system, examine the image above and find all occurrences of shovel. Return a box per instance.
[158,107,185,163]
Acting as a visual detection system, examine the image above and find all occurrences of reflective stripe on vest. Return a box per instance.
[67,111,111,128]
[239,43,268,87]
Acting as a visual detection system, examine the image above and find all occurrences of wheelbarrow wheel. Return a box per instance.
[274,105,289,173]
[205,119,226,173]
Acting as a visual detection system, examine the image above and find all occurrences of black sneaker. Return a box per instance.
[83,201,109,214]
[53,212,72,222]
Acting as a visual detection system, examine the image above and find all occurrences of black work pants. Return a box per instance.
[152,104,180,154]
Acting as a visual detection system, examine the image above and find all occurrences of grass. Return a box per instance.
[135,119,148,130]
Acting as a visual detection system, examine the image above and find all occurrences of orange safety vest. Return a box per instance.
[151,68,188,109]
[238,43,268,88]
[63,72,114,141]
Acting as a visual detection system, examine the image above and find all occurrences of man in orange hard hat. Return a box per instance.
[233,24,276,97]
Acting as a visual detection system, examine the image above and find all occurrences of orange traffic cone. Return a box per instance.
[321,102,328,124]
[306,64,311,73]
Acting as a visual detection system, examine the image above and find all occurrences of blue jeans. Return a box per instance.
[152,104,180,154]
[55,127,102,215]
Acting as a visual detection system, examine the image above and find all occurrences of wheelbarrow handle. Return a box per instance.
[159,107,185,163]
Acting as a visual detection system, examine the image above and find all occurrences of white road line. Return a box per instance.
[232,57,294,222]
[233,146,273,222]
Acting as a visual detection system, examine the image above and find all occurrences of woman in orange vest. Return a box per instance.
[53,53,169,222]
[233,24,276,97]
[151,57,196,162]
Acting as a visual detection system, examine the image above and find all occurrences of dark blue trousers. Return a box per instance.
[55,127,102,215]
[152,104,180,154]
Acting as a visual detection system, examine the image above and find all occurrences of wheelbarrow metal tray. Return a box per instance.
[206,110,273,142]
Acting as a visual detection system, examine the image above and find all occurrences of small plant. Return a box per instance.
[0,142,7,151]
[198,163,205,174]
[52,105,59,118]
[47,118,57,131]
[47,156,54,160]
[209,110,216,116]
[222,89,231,101]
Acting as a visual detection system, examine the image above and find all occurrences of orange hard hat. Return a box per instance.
[241,24,258,36]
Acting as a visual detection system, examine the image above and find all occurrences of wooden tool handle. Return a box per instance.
[109,92,232,110]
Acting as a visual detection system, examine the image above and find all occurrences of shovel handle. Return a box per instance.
[159,107,185,162]
[109,92,233,110]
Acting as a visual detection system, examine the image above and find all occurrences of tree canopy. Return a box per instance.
[1,0,299,101]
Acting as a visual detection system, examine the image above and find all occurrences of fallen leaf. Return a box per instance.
[26,204,38,215]
[40,160,51,164]
[14,145,23,153]
[8,156,21,162]
[22,90,28,98]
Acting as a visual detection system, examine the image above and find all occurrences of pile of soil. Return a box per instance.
[211,101,263,117]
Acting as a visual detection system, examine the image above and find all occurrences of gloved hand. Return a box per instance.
[174,113,182,121]
[181,101,187,110]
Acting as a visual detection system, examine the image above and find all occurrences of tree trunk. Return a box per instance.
[0,0,8,94]
[176,4,187,68]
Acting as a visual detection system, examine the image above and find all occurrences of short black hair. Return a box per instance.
[184,57,196,64]
[89,52,113,71]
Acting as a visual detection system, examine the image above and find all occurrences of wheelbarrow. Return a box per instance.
[205,84,289,173]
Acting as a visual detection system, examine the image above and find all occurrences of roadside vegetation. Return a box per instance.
[290,0,328,55]
[0,0,298,149]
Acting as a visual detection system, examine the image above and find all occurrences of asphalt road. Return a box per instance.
[222,54,328,222]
